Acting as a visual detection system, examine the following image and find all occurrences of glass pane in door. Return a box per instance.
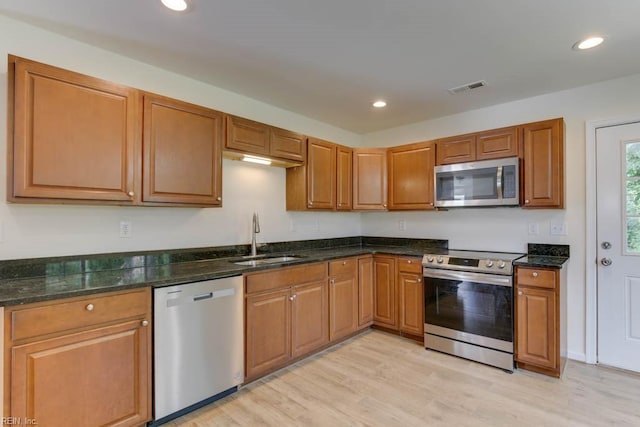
[625,142,640,254]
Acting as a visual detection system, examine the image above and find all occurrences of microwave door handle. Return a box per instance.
[496,165,503,200]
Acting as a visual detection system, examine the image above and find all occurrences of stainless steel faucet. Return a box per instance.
[250,212,260,257]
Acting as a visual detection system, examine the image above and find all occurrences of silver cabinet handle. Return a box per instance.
[601,258,613,267]
[85,303,94,312]
[141,320,149,327]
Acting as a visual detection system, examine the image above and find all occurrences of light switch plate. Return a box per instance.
[550,222,568,236]
[398,220,406,231]
[119,221,132,238]
[527,222,539,235]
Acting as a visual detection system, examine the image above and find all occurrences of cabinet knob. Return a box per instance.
[289,295,297,301]
[383,204,387,208]
[85,303,94,312]
[141,320,149,327]
[525,199,530,204]
[518,291,523,295]
[128,191,135,197]
[342,261,347,265]
[532,272,538,278]
[216,196,222,201]
[407,260,412,264]
[330,279,335,284]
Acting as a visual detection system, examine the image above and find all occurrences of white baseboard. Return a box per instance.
[567,351,588,363]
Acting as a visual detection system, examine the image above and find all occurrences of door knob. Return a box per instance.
[601,241,611,250]
[600,258,613,267]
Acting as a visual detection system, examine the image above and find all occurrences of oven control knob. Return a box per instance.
[427,256,434,263]
[436,256,444,264]
[498,261,506,269]
[486,260,494,268]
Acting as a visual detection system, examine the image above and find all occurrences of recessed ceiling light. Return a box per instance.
[573,36,604,50]
[372,100,387,108]
[161,0,189,12]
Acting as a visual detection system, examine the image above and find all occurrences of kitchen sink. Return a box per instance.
[231,255,301,266]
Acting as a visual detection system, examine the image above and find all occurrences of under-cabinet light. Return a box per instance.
[242,155,272,166]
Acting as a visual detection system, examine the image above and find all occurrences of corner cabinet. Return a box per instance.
[388,141,435,210]
[353,148,388,210]
[4,288,152,426]
[515,266,566,377]
[8,55,138,203]
[521,118,565,209]
[143,93,223,206]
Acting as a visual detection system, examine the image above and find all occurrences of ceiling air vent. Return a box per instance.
[448,80,487,95]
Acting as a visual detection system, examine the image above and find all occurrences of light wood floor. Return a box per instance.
[166,330,640,426]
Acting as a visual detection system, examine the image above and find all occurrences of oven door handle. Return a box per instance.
[423,269,512,287]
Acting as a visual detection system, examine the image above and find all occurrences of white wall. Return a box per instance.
[0,15,362,259]
[361,73,640,361]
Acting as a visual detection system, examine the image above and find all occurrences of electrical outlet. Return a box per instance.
[550,222,568,236]
[0,219,3,242]
[398,220,406,231]
[119,221,132,238]
[527,222,539,235]
[289,219,296,232]
[314,219,319,231]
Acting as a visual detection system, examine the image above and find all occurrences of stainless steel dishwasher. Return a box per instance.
[153,276,244,424]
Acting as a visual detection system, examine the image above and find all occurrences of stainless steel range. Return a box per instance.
[422,250,525,371]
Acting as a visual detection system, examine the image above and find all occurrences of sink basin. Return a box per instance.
[232,255,301,266]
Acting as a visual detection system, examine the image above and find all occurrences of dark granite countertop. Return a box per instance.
[0,237,446,306]
[514,243,570,269]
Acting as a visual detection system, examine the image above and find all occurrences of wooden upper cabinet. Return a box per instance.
[436,134,476,165]
[436,126,519,165]
[307,138,337,209]
[270,127,306,163]
[476,126,519,160]
[353,148,388,210]
[388,141,435,210]
[9,55,137,203]
[225,115,270,156]
[521,118,564,208]
[225,115,305,163]
[143,94,223,206]
[336,145,353,210]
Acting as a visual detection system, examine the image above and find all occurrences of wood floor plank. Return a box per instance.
[167,330,640,426]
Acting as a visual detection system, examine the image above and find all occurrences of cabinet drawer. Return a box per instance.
[397,257,422,274]
[329,258,357,277]
[10,288,150,342]
[516,268,557,289]
[246,263,327,294]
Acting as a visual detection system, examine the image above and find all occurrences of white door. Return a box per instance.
[596,121,640,372]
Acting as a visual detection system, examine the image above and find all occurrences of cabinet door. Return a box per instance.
[436,134,476,165]
[398,272,424,336]
[10,56,137,202]
[476,126,518,160]
[388,141,435,210]
[143,94,223,205]
[358,256,374,327]
[307,138,336,209]
[246,289,291,379]
[270,127,305,163]
[373,256,398,329]
[336,145,353,210]
[225,115,270,156]
[522,118,564,208]
[516,286,557,370]
[10,319,150,427]
[353,148,388,210]
[329,259,358,341]
[291,280,329,358]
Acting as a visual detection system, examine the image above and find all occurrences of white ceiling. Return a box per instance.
[1,0,640,134]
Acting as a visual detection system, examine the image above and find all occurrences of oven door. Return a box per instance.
[423,269,513,346]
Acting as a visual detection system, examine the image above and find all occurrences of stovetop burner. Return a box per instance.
[422,249,525,275]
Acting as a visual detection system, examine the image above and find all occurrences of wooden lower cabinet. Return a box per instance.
[4,288,151,427]
[515,266,565,377]
[397,257,424,336]
[372,256,398,329]
[244,263,329,380]
[358,256,374,328]
[329,258,359,341]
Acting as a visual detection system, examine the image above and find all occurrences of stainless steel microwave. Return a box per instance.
[434,157,519,207]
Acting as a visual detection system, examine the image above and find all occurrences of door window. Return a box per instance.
[625,141,640,254]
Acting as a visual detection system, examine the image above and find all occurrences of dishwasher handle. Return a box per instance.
[166,287,236,308]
